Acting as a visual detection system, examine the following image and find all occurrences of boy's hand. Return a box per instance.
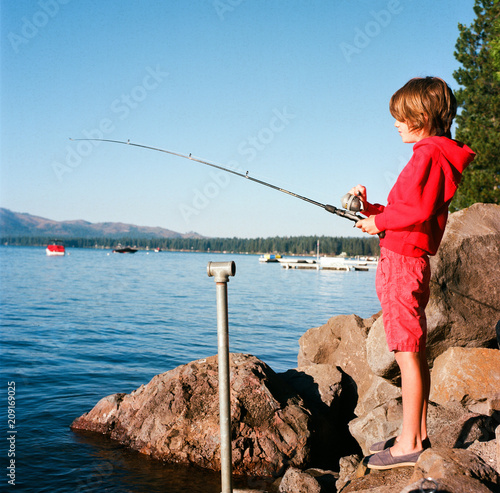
[356,215,381,235]
[348,184,367,205]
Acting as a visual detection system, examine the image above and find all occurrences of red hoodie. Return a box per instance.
[363,136,475,257]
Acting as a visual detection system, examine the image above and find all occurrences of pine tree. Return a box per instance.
[451,0,500,210]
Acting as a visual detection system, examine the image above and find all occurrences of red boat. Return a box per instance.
[46,244,65,256]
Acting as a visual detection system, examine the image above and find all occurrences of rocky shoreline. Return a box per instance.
[71,204,500,492]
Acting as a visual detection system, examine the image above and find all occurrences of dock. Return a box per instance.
[272,256,378,271]
[279,259,320,270]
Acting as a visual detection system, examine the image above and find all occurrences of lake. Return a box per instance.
[0,246,380,492]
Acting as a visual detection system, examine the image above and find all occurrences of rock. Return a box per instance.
[410,446,500,492]
[497,425,500,476]
[336,454,362,492]
[341,446,500,492]
[280,364,343,410]
[354,376,401,418]
[426,203,500,362]
[365,316,398,383]
[71,392,127,434]
[280,365,346,466]
[429,347,500,407]
[71,354,314,476]
[339,467,413,492]
[298,314,361,367]
[349,398,403,456]
[233,490,267,493]
[401,476,494,493]
[349,399,498,456]
[467,393,500,417]
[425,401,497,449]
[298,313,381,413]
[467,438,499,475]
[278,467,337,493]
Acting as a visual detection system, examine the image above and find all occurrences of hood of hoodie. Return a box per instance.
[414,136,475,177]
[414,137,475,203]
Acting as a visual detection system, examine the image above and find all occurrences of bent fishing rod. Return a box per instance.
[69,138,367,226]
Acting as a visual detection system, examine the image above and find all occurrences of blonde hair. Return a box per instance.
[389,77,457,138]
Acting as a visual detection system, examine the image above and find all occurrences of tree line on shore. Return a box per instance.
[1,235,380,256]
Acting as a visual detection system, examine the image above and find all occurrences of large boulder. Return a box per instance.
[280,364,359,466]
[426,203,500,361]
[365,316,398,383]
[71,354,314,476]
[337,446,500,493]
[278,467,337,493]
[280,364,343,411]
[298,312,402,420]
[429,347,500,409]
[408,447,500,493]
[298,313,382,413]
[349,397,498,457]
[348,397,402,456]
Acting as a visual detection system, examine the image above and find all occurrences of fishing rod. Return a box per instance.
[69,138,366,226]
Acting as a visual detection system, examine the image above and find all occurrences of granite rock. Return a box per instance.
[426,203,500,362]
[71,353,313,476]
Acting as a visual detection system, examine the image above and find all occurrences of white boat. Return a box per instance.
[318,257,351,271]
[259,254,282,263]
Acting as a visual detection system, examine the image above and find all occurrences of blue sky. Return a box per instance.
[1,0,476,238]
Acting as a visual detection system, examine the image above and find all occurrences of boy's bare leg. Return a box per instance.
[390,351,427,456]
[419,348,430,442]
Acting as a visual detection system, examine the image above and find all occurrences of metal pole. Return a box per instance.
[207,261,236,493]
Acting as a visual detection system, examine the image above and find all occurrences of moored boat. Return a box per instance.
[319,256,351,271]
[259,254,282,263]
[46,244,65,256]
[112,247,138,254]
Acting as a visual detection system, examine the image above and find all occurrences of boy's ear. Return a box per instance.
[421,113,432,133]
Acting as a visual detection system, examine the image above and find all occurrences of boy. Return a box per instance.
[350,77,475,469]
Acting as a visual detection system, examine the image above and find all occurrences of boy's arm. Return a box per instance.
[362,202,385,216]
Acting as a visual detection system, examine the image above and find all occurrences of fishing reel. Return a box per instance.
[341,193,363,212]
[342,192,385,238]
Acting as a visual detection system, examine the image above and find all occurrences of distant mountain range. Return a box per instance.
[0,208,204,239]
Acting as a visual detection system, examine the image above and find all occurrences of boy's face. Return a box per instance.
[394,120,430,143]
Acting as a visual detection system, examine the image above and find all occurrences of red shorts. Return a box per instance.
[376,247,431,352]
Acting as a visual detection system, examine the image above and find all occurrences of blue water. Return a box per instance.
[0,246,380,492]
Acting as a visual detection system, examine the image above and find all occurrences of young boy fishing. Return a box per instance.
[350,76,475,469]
